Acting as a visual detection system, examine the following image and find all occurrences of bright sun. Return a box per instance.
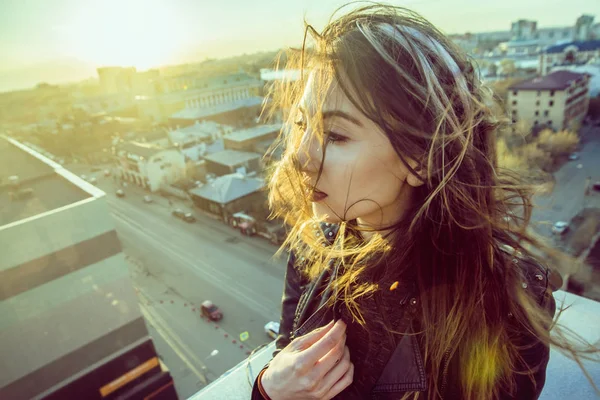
[63,0,189,69]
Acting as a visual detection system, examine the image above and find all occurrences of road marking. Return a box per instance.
[110,208,277,318]
[137,289,208,385]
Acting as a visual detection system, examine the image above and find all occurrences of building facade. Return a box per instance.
[223,124,281,153]
[0,136,173,399]
[508,70,591,131]
[203,150,262,177]
[114,142,186,192]
[539,40,600,75]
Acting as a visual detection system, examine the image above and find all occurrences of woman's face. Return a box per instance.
[296,72,423,232]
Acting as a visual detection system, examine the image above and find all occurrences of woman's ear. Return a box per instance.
[406,159,426,188]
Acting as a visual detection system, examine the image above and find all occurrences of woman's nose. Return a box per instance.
[297,131,321,173]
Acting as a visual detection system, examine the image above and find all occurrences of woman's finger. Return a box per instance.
[296,319,346,367]
[312,333,346,380]
[321,346,351,388]
[291,319,335,352]
[323,356,354,400]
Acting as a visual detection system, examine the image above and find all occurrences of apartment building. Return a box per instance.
[508,70,591,131]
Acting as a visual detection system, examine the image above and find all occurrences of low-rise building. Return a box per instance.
[114,142,186,192]
[0,136,173,399]
[203,149,262,177]
[189,173,267,221]
[508,70,591,131]
[539,40,600,75]
[223,124,281,153]
[168,96,265,128]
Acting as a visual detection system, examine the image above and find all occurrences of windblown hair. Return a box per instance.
[263,3,599,399]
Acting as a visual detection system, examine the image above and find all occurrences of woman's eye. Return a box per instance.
[325,132,347,144]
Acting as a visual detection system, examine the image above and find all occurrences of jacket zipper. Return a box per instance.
[440,348,451,399]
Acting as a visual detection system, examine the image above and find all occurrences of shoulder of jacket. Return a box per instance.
[500,245,558,301]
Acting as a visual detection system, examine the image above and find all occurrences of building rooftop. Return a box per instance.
[203,150,261,167]
[0,137,92,226]
[545,40,600,54]
[189,173,264,204]
[116,141,165,159]
[224,124,281,143]
[510,70,587,91]
[170,97,265,121]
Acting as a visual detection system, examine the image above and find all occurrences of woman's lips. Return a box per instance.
[310,189,328,202]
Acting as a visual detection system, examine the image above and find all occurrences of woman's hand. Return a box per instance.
[260,319,353,400]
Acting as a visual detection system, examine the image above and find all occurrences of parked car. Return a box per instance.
[200,300,222,321]
[89,177,97,184]
[568,153,580,161]
[172,209,196,222]
[229,212,257,235]
[116,189,125,198]
[552,221,569,235]
[143,195,153,203]
[264,321,280,339]
[103,169,111,177]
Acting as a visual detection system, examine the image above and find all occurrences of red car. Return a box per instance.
[200,300,222,321]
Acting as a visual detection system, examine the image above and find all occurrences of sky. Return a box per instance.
[0,0,599,91]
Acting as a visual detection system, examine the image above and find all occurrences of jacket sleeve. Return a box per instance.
[499,282,557,400]
[273,251,305,358]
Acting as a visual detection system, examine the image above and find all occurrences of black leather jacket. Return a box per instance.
[253,224,557,399]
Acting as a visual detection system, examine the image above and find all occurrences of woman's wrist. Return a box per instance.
[257,366,274,400]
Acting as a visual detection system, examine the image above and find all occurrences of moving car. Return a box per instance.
[143,195,153,203]
[229,212,257,235]
[200,300,222,321]
[103,169,111,177]
[89,177,97,184]
[116,189,125,198]
[172,209,196,222]
[264,321,280,339]
[568,153,580,161]
[552,221,569,235]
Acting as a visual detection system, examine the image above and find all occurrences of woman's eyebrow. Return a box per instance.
[298,106,363,127]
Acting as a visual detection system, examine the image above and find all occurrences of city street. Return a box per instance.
[66,165,287,399]
[530,125,600,237]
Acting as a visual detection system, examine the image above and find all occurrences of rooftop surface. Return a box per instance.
[0,137,91,226]
[189,173,264,204]
[545,40,600,54]
[510,70,587,91]
[223,124,281,143]
[170,97,265,121]
[203,150,261,167]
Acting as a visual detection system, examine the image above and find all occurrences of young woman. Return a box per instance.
[251,4,598,400]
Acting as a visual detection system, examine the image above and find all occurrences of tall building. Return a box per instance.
[508,70,591,131]
[575,15,595,41]
[0,136,175,399]
[511,19,538,41]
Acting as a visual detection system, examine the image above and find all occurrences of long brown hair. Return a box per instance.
[263,3,599,399]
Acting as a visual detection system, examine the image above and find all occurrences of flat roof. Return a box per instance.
[0,137,91,226]
[510,70,586,91]
[203,150,261,167]
[223,124,281,143]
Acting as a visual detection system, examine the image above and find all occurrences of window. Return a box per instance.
[512,100,517,105]
[512,90,517,96]
[535,111,539,116]
[550,90,555,97]
[534,120,539,125]
[549,100,554,106]
[544,110,549,117]
[537,91,541,96]
[536,100,540,106]
[512,119,516,124]
[548,120,552,125]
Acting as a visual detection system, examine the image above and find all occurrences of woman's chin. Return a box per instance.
[312,204,343,224]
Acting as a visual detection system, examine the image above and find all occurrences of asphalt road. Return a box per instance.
[65,165,287,399]
[530,125,600,237]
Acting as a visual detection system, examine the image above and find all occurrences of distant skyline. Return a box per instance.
[0,0,599,92]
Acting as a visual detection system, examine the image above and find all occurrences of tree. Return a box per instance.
[536,129,579,157]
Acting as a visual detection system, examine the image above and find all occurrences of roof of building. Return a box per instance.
[223,124,281,143]
[545,40,600,54]
[0,137,91,226]
[117,142,165,158]
[189,173,264,204]
[509,70,587,90]
[203,150,261,167]
[169,96,265,121]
